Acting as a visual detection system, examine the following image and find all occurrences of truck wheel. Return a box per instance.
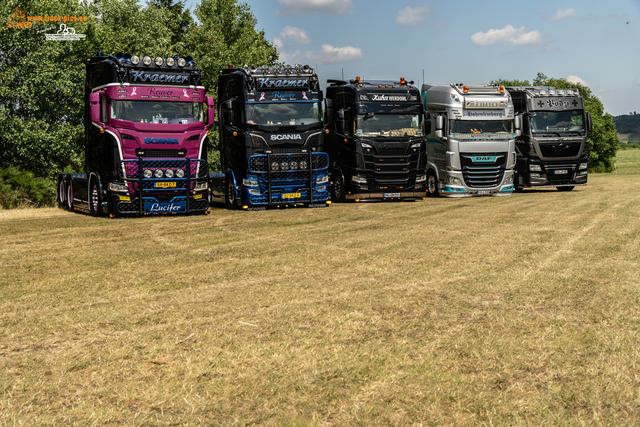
[57,176,65,208]
[65,178,74,211]
[330,170,345,203]
[557,186,574,192]
[427,172,439,197]
[89,177,103,217]
[225,174,238,210]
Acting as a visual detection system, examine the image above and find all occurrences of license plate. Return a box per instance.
[119,195,130,201]
[155,182,177,188]
[384,193,401,198]
[283,193,300,199]
[554,170,568,175]
[477,190,491,195]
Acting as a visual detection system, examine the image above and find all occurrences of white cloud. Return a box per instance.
[567,75,589,87]
[471,25,542,46]
[550,8,576,21]
[395,5,433,26]
[279,26,311,45]
[305,44,363,65]
[277,0,352,15]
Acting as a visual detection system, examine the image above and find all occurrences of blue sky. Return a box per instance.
[184,0,639,116]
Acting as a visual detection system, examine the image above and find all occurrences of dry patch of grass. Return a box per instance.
[1,174,640,425]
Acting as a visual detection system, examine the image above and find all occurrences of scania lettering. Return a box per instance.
[210,64,331,209]
[56,53,214,216]
[325,76,427,202]
[507,86,591,191]
[421,83,519,197]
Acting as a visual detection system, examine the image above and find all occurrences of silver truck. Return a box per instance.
[421,83,520,197]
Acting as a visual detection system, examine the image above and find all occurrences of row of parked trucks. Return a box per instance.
[56,53,592,216]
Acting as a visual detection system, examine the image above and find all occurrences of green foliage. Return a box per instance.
[0,167,55,209]
[613,114,640,134]
[493,73,619,173]
[489,78,531,87]
[618,143,640,151]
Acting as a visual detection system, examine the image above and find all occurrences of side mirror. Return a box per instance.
[336,109,345,134]
[206,96,215,126]
[424,112,431,134]
[435,130,443,138]
[223,99,233,111]
[435,115,444,131]
[89,91,102,125]
[587,113,593,133]
[324,98,333,126]
[514,115,521,131]
[515,130,522,137]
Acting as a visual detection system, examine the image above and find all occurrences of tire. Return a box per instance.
[557,186,574,192]
[89,177,103,217]
[65,178,74,211]
[57,176,65,209]
[426,171,439,197]
[330,170,345,203]
[225,174,238,210]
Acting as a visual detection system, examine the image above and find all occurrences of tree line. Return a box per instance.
[1,1,621,178]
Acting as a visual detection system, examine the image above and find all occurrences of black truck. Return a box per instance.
[507,86,591,191]
[325,77,427,202]
[57,52,214,216]
[210,64,331,210]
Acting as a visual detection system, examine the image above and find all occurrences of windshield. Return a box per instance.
[110,100,203,124]
[356,114,423,137]
[530,110,585,134]
[244,102,322,127]
[450,119,513,134]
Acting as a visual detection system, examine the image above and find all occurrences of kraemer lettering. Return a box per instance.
[258,78,308,89]
[132,71,189,84]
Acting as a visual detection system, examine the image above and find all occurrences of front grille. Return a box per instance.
[136,149,185,158]
[539,142,582,158]
[119,159,208,180]
[376,142,410,155]
[460,153,506,188]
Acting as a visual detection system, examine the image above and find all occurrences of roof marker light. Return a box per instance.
[400,77,406,85]
[499,85,504,93]
[124,53,132,62]
[463,85,468,93]
[355,76,360,83]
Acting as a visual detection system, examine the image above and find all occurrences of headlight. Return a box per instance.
[165,57,175,67]
[142,55,152,66]
[194,181,208,191]
[316,185,327,191]
[299,161,308,170]
[175,169,185,178]
[280,161,289,170]
[143,169,153,178]
[450,94,460,103]
[316,175,329,184]
[130,55,140,65]
[447,176,462,186]
[165,169,174,178]
[154,169,164,178]
[530,173,542,178]
[290,161,298,170]
[579,162,588,170]
[505,174,513,184]
[109,182,128,192]
[351,175,367,184]
[530,164,542,171]
[361,142,372,149]
[154,56,164,66]
[271,162,279,171]
[243,178,259,187]
[177,57,186,67]
[416,174,426,183]
[411,142,422,149]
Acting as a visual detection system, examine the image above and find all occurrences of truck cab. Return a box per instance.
[507,86,591,191]
[325,77,427,202]
[210,64,331,210]
[422,83,519,197]
[57,52,214,216]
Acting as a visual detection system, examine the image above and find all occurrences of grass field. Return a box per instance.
[1,155,640,425]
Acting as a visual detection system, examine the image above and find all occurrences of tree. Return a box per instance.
[185,0,278,168]
[492,73,619,172]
